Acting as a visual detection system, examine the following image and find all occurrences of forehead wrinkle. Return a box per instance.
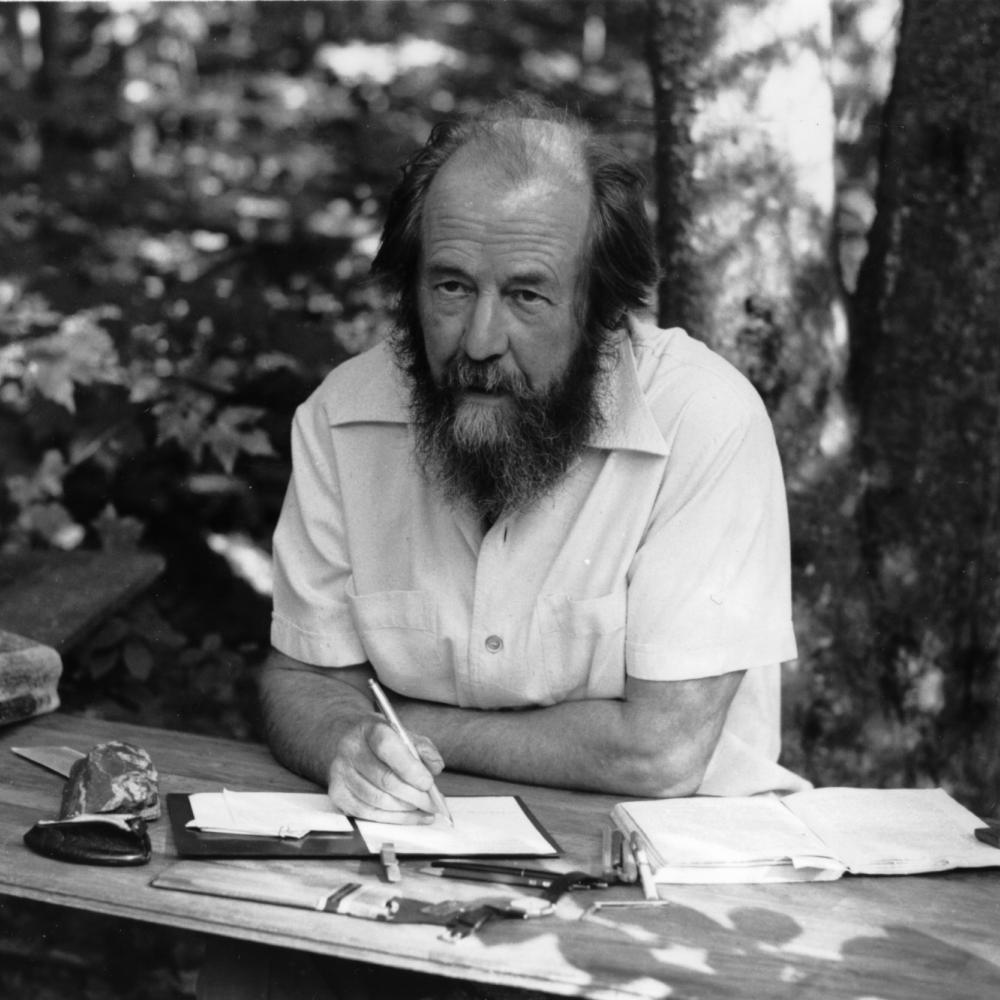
[427,225,578,292]
[423,175,590,293]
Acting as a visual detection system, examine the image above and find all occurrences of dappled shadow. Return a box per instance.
[469,898,1000,1000]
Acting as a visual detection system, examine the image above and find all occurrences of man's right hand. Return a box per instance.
[327,715,445,824]
[259,652,446,824]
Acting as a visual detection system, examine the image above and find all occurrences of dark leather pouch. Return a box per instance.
[24,814,151,866]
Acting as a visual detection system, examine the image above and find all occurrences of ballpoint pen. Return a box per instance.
[427,860,561,878]
[368,678,455,827]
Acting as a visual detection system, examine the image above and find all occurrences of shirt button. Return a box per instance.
[484,635,503,653]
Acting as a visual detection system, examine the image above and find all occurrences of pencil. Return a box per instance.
[368,678,455,827]
[428,860,559,879]
[616,828,637,883]
[630,831,658,901]
[420,865,553,889]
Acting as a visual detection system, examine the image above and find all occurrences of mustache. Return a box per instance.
[440,358,532,397]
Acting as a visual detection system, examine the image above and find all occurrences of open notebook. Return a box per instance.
[612,787,1000,884]
[168,791,559,859]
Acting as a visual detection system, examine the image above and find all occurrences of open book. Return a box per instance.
[612,787,1000,884]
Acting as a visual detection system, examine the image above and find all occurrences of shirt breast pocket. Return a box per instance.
[538,591,627,702]
[345,588,448,701]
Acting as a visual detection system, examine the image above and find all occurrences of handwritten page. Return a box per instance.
[355,795,557,856]
[187,790,353,838]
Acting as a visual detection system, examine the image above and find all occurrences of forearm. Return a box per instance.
[400,701,664,795]
[397,672,743,797]
[257,650,377,788]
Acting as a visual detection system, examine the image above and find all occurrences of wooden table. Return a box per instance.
[3,713,1000,999]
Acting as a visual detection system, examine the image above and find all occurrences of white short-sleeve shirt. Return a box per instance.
[271,319,809,795]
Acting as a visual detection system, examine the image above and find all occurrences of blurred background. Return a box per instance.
[3,1,999,996]
[0,0,662,743]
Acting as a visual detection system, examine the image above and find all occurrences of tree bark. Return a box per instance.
[851,0,1000,806]
[646,0,842,476]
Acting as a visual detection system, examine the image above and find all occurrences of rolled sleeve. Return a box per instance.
[270,397,366,667]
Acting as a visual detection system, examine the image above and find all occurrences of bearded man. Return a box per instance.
[258,97,807,830]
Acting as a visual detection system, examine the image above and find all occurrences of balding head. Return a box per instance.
[448,112,590,192]
[372,96,658,344]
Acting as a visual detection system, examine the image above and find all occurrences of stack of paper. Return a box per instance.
[187,791,353,838]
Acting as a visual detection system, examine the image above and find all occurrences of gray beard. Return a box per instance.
[390,327,613,525]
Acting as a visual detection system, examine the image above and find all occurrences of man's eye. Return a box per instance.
[436,281,468,296]
[511,289,546,306]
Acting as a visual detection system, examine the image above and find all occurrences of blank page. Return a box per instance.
[782,787,1000,875]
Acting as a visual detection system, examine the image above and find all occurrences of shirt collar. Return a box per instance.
[326,340,411,426]
[587,327,669,457]
[329,330,669,458]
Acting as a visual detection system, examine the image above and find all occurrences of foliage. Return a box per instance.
[0,0,651,722]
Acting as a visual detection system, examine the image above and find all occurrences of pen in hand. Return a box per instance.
[368,678,455,827]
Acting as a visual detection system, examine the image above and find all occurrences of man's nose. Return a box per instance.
[462,293,508,361]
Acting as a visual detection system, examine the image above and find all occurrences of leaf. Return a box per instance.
[83,646,120,681]
[201,633,222,653]
[206,356,239,392]
[123,639,155,681]
[87,617,132,652]
[19,500,84,549]
[152,391,214,461]
[5,449,67,506]
[0,285,61,339]
[22,312,123,412]
[253,351,302,374]
[128,371,163,404]
[126,602,188,651]
[93,503,145,552]
[204,406,275,473]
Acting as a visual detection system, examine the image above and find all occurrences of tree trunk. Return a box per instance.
[851,0,1000,810]
[33,2,60,99]
[646,0,843,477]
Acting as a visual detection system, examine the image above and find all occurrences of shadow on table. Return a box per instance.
[546,901,1000,999]
[5,893,1000,1000]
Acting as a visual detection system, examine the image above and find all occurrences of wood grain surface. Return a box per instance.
[3,713,1000,999]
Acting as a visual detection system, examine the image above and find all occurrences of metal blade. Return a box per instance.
[12,745,85,778]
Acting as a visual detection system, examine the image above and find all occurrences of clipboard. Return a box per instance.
[166,793,561,859]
